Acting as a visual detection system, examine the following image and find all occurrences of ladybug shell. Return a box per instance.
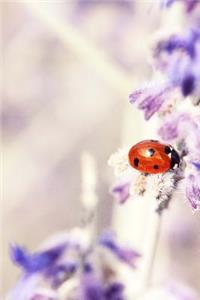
[128,140,180,174]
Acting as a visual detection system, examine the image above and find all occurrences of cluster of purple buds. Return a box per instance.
[8,229,140,300]
[129,26,200,120]
[109,3,200,211]
[154,28,200,99]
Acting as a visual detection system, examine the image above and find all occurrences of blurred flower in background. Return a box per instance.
[8,228,140,300]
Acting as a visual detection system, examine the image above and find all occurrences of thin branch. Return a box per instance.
[23,2,134,97]
[80,152,98,234]
[142,213,162,289]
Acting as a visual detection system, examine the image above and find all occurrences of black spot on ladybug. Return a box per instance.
[150,140,158,143]
[134,158,139,167]
[153,165,159,169]
[164,146,171,154]
[148,148,155,157]
[170,149,180,169]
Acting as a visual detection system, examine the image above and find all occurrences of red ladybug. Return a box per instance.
[128,140,180,174]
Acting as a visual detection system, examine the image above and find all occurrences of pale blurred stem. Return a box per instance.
[80,152,98,234]
[142,213,162,291]
[23,2,134,97]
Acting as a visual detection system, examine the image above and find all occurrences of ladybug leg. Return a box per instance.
[143,173,149,177]
[170,149,180,169]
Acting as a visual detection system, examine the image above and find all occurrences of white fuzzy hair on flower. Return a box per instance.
[146,170,183,213]
[129,173,148,197]
[108,147,131,176]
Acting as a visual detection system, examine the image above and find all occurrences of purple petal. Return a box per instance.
[111,181,131,204]
[158,120,179,140]
[158,113,190,141]
[10,245,28,268]
[10,243,66,274]
[129,84,171,120]
[155,27,200,58]
[158,113,200,158]
[129,89,143,104]
[155,34,195,58]
[139,95,165,120]
[99,232,140,268]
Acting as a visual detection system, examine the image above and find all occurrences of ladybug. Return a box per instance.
[128,140,180,174]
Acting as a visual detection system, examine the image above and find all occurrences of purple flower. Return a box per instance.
[99,231,140,268]
[10,244,66,274]
[9,229,138,300]
[129,27,200,120]
[158,113,190,140]
[186,173,200,210]
[158,112,200,156]
[129,84,171,120]
[158,120,179,140]
[129,30,200,118]
[154,28,200,98]
[111,181,131,204]
[155,34,195,58]
[138,95,164,120]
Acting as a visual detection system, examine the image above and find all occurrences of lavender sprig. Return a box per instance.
[8,229,139,300]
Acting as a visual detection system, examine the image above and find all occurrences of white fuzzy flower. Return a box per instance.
[129,173,148,197]
[108,147,130,176]
[145,170,183,213]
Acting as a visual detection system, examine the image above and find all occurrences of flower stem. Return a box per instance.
[80,152,98,233]
[141,212,162,291]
